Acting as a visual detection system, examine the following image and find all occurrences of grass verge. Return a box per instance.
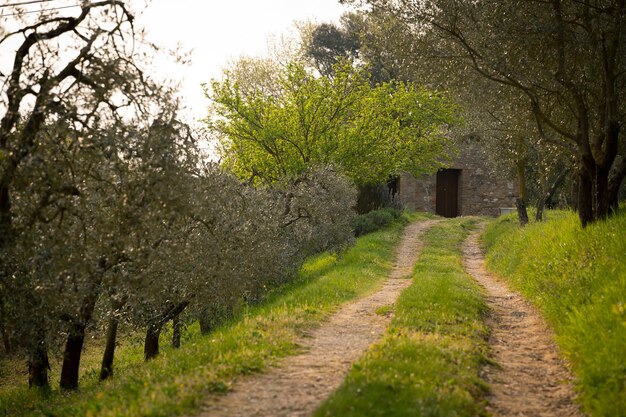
[0,213,426,417]
[314,218,490,417]
[483,208,626,417]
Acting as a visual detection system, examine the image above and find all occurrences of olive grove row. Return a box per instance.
[0,2,359,390]
[0,1,458,391]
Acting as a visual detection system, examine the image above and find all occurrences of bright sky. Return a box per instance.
[137,0,352,120]
[1,0,351,119]
[1,0,351,158]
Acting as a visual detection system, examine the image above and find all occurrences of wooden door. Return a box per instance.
[436,169,459,218]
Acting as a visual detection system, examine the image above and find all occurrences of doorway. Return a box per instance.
[436,169,460,218]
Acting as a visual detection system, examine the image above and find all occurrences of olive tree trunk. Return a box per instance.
[144,301,189,361]
[515,162,529,226]
[59,280,101,390]
[198,309,212,335]
[99,316,119,381]
[172,313,182,349]
[536,171,567,222]
[27,323,50,389]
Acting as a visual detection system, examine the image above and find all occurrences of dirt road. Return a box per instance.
[194,220,436,417]
[463,226,584,417]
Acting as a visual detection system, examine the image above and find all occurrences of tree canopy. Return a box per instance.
[0,2,358,392]
[342,0,626,226]
[207,61,459,185]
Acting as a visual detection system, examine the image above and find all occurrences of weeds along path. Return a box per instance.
[195,220,437,417]
[463,226,583,417]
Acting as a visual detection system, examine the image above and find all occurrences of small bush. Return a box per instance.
[352,207,404,237]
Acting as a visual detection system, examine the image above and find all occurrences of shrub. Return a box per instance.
[352,207,404,237]
[278,166,357,258]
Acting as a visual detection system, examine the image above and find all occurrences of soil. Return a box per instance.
[462,225,584,417]
[194,220,437,417]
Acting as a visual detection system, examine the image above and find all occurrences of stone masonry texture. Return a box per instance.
[399,140,517,216]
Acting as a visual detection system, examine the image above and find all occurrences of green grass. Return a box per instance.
[0,213,428,417]
[483,208,626,417]
[314,218,490,417]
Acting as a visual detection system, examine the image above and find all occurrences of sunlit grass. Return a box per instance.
[483,208,626,417]
[0,214,424,417]
[314,218,490,417]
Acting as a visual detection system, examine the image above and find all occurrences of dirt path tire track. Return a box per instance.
[194,220,437,417]
[463,225,584,417]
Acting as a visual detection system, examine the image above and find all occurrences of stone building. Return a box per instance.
[397,140,517,217]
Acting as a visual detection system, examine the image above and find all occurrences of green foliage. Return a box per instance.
[1,1,211,390]
[302,11,418,84]
[1,127,357,389]
[0,219,409,417]
[304,20,360,77]
[315,218,490,417]
[483,209,626,417]
[351,0,626,225]
[0,0,361,394]
[207,61,459,185]
[122,164,357,332]
[351,207,404,237]
[1,116,199,361]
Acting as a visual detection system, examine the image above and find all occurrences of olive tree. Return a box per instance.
[344,0,626,226]
[122,163,356,361]
[456,77,575,224]
[0,1,189,389]
[93,117,200,378]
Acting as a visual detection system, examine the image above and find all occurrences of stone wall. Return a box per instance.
[399,141,517,216]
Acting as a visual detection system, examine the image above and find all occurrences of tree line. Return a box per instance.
[0,2,355,390]
[8,0,615,395]
[336,0,625,226]
[0,1,458,391]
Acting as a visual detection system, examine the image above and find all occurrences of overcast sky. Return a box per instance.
[137,0,352,119]
[1,0,351,119]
